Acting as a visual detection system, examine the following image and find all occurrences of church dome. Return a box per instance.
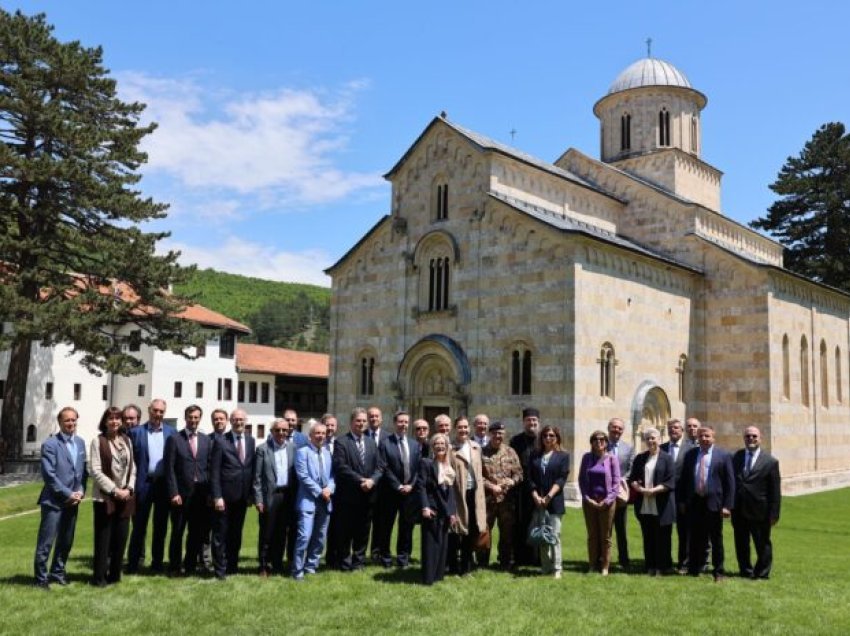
[607,57,693,95]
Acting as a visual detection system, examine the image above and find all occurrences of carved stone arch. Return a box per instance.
[397,335,472,418]
[413,229,461,264]
[629,381,672,449]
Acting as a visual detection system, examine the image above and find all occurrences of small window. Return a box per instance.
[137,384,145,398]
[220,333,236,359]
[256,424,265,439]
[599,343,616,399]
[836,346,843,404]
[26,424,37,443]
[45,381,53,400]
[359,357,375,397]
[434,183,449,220]
[261,382,270,404]
[196,341,206,358]
[196,381,204,399]
[820,340,829,407]
[249,381,258,403]
[102,384,108,401]
[73,383,82,401]
[174,381,182,399]
[428,257,450,311]
[620,113,631,151]
[245,424,253,437]
[510,347,532,396]
[782,335,790,400]
[658,108,671,147]
[128,329,142,352]
[238,381,245,402]
[690,116,699,153]
[217,378,223,401]
[223,378,233,401]
[801,336,810,407]
[677,354,688,401]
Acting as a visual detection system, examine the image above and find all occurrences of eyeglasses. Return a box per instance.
[592,437,607,442]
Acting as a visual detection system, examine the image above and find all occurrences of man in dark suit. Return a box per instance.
[333,407,383,571]
[366,406,385,562]
[413,419,431,459]
[510,407,540,567]
[660,418,688,571]
[321,413,341,569]
[127,399,175,573]
[374,410,421,568]
[164,404,212,576]
[33,407,87,589]
[732,426,781,579]
[210,408,256,579]
[253,417,297,576]
[679,424,735,581]
[199,408,229,573]
[607,417,635,569]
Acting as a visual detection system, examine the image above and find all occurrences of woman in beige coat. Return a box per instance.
[448,416,487,575]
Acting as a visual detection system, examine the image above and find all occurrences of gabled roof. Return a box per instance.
[488,191,702,274]
[178,304,251,334]
[324,215,391,275]
[384,115,624,204]
[237,343,329,378]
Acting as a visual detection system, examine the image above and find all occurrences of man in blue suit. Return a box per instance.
[127,399,175,573]
[292,419,335,580]
[679,424,735,581]
[33,407,88,589]
[374,410,420,568]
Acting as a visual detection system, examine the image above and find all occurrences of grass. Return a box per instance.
[1,486,849,635]
[0,483,42,517]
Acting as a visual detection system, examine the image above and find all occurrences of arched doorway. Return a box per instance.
[629,381,671,450]
[397,334,471,423]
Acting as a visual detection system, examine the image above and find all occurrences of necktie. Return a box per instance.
[745,452,753,476]
[357,436,365,465]
[237,435,245,464]
[671,442,679,462]
[697,452,707,495]
[400,437,410,483]
[318,447,326,487]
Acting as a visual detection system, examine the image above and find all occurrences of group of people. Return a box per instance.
[32,401,781,589]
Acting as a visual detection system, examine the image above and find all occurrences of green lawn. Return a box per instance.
[1,487,849,635]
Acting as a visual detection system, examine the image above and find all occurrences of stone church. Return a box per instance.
[326,56,850,494]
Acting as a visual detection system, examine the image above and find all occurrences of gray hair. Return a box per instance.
[643,427,660,441]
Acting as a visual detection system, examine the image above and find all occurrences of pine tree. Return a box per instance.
[0,10,199,458]
[751,122,850,290]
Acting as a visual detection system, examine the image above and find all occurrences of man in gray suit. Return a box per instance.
[661,418,688,572]
[608,417,635,570]
[253,418,296,576]
[33,407,87,589]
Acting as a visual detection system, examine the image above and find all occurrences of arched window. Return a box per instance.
[620,113,631,151]
[599,343,616,398]
[690,116,699,152]
[658,108,671,147]
[510,346,533,396]
[359,356,375,397]
[677,354,688,402]
[800,336,810,407]
[820,339,829,407]
[835,346,843,404]
[434,182,449,221]
[26,424,37,443]
[782,334,790,400]
[428,257,450,311]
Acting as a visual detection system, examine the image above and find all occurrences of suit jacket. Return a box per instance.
[733,448,781,523]
[660,438,690,482]
[450,441,487,535]
[295,444,335,512]
[379,433,421,492]
[210,431,256,504]
[252,438,297,508]
[38,433,88,510]
[164,429,212,499]
[129,421,176,491]
[527,450,570,515]
[332,432,382,501]
[417,458,457,519]
[679,445,735,512]
[628,450,676,525]
[608,440,635,481]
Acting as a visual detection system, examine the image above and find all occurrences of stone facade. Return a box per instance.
[326,57,850,496]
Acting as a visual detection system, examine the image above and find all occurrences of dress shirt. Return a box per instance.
[695,446,714,487]
[147,426,165,475]
[273,440,289,488]
[668,440,680,462]
[744,448,761,474]
[61,433,77,462]
[641,453,659,515]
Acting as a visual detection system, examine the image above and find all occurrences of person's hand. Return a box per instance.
[255,503,265,514]
[321,488,332,502]
[214,498,225,512]
[422,507,435,519]
[360,478,374,492]
[630,481,642,493]
[399,485,412,495]
[171,495,182,506]
[721,507,731,519]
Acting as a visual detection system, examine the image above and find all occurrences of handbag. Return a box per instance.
[474,527,491,551]
[527,508,557,546]
[616,478,630,508]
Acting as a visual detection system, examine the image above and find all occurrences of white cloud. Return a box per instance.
[164,237,332,288]
[119,73,382,206]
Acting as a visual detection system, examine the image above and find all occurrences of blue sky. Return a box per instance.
[10,1,850,286]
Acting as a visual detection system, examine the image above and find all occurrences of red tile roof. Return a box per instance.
[177,304,251,334]
[237,343,329,378]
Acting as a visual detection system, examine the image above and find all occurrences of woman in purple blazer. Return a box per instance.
[578,430,620,575]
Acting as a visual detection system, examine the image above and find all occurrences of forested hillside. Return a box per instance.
[175,269,331,352]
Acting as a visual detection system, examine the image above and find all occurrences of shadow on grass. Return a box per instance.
[371,567,422,584]
[0,570,91,586]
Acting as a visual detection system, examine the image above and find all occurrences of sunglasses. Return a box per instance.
[744,434,759,439]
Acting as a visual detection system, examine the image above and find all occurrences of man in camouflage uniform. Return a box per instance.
[481,421,524,569]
